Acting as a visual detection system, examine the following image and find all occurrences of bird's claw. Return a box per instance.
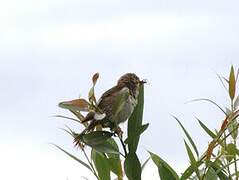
[114,127,123,138]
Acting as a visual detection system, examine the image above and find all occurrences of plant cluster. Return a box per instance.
[55,66,239,180]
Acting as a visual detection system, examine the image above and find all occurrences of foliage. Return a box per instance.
[54,66,239,180]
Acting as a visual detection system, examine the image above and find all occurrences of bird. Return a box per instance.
[81,73,145,135]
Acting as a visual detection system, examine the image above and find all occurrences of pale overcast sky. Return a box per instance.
[0,0,239,179]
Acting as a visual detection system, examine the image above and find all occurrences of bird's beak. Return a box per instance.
[140,79,147,84]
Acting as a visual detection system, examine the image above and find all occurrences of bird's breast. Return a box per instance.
[115,94,138,124]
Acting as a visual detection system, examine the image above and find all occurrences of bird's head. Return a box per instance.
[117,73,146,97]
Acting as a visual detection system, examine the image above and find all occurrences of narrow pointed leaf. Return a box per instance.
[217,74,228,91]
[175,117,199,157]
[184,141,200,178]
[108,157,123,180]
[127,85,144,153]
[189,98,227,115]
[236,68,239,81]
[228,119,238,139]
[70,110,85,122]
[180,161,204,180]
[215,159,239,175]
[91,149,110,180]
[184,141,196,164]
[226,143,237,162]
[234,96,239,109]
[222,77,229,83]
[124,152,142,180]
[124,123,149,145]
[53,144,92,172]
[107,139,122,179]
[205,168,218,180]
[141,157,150,171]
[137,123,149,135]
[53,115,82,124]
[197,118,217,138]
[229,65,236,100]
[149,151,179,180]
[206,160,229,180]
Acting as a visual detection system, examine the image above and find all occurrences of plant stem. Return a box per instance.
[118,135,127,157]
[234,138,238,180]
[82,148,99,180]
[223,132,233,180]
[231,100,238,180]
[202,154,223,180]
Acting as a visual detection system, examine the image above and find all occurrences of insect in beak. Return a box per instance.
[140,79,147,84]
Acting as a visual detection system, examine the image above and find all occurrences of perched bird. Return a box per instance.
[82,73,145,134]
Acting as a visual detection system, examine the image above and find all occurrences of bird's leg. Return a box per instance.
[113,126,127,156]
[114,126,123,139]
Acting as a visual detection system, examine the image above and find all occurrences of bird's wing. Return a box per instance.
[98,86,130,119]
[111,87,130,118]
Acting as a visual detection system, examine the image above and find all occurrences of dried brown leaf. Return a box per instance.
[92,73,99,85]
[59,98,90,111]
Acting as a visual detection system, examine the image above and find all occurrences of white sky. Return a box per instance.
[0,0,239,179]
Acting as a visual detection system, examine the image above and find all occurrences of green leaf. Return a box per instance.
[217,74,228,91]
[127,85,144,153]
[225,107,231,115]
[105,138,119,157]
[123,85,144,180]
[53,115,82,124]
[234,96,239,109]
[124,152,142,180]
[236,68,239,82]
[105,139,122,178]
[215,158,239,176]
[226,143,237,162]
[228,119,238,139]
[53,144,92,172]
[149,151,179,180]
[197,118,217,138]
[189,98,227,115]
[124,123,149,145]
[142,157,150,171]
[184,141,200,177]
[174,116,199,157]
[81,131,113,145]
[138,123,149,135]
[180,161,204,180]
[70,109,85,122]
[91,149,110,180]
[79,131,120,154]
[205,168,218,180]
[226,108,239,139]
[229,65,236,100]
[210,161,230,180]
[93,139,120,154]
[108,156,122,179]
